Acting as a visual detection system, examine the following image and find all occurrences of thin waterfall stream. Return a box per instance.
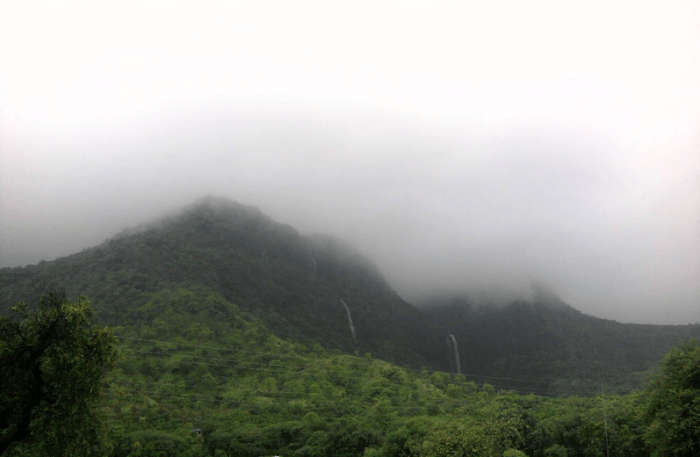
[447,333,462,375]
[339,299,357,344]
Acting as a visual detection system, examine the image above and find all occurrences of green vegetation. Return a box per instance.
[0,292,117,456]
[1,198,698,456]
[94,286,691,457]
[645,339,700,457]
[1,288,697,457]
[0,197,442,369]
[1,197,697,396]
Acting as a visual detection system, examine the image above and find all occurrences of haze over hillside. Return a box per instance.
[2,196,697,395]
[2,1,699,325]
[1,3,699,456]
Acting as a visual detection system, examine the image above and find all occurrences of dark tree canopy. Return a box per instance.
[645,338,700,457]
[0,291,117,456]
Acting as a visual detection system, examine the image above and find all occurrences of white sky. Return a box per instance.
[1,1,699,323]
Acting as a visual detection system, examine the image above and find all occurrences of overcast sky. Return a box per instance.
[1,1,698,324]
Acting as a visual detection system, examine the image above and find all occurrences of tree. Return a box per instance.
[503,449,529,457]
[421,421,497,457]
[645,339,700,457]
[0,291,117,456]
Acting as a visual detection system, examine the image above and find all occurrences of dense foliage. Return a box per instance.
[645,339,700,457]
[0,287,696,457]
[93,286,674,457]
[0,292,117,456]
[1,197,698,456]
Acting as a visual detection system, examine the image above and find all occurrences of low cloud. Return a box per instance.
[2,110,697,324]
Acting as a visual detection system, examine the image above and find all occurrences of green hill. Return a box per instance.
[92,287,654,457]
[1,196,697,395]
[1,196,698,456]
[0,196,444,369]
[422,294,699,394]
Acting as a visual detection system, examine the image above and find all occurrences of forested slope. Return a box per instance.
[0,197,443,369]
[98,287,654,457]
[4,286,698,457]
[423,295,700,394]
[1,196,697,395]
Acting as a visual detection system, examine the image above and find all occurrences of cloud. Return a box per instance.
[1,1,698,324]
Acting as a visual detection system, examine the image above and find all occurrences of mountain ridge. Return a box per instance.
[1,195,697,394]
[0,196,444,369]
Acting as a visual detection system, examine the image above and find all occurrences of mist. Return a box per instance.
[1,1,699,324]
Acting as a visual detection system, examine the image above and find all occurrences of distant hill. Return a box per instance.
[1,196,697,394]
[0,196,444,369]
[420,293,700,394]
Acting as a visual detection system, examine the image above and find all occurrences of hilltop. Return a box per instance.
[0,196,444,369]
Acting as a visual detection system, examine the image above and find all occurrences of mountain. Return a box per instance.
[1,196,697,394]
[421,292,700,394]
[0,196,444,369]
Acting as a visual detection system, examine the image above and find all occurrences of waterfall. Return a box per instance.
[307,244,317,279]
[339,299,357,344]
[309,254,317,275]
[447,333,462,375]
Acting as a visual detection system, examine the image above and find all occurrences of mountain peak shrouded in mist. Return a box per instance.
[2,120,698,325]
[129,197,577,313]
[0,196,444,368]
[2,3,699,452]
[115,195,271,235]
[183,195,267,221]
[1,195,698,396]
[529,280,570,309]
[411,280,573,314]
[2,0,699,324]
